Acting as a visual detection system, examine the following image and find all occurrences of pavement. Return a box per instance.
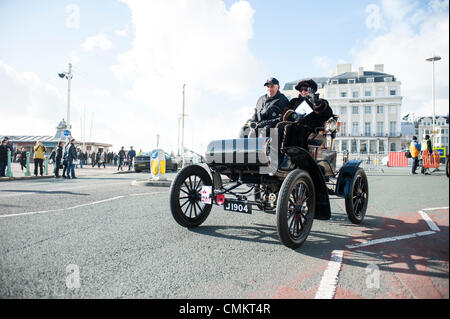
[0,165,448,299]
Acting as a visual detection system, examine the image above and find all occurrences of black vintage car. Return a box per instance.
[169,115,369,249]
[134,152,178,173]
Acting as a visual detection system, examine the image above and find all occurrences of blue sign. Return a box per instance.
[64,130,71,136]
[151,150,159,159]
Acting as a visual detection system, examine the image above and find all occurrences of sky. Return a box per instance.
[0,0,448,154]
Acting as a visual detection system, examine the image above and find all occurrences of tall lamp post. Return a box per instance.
[58,63,73,136]
[425,56,441,147]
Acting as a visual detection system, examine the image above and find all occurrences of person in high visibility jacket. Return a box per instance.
[409,136,421,174]
[421,134,433,174]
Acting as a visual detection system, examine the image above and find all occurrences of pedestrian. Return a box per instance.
[33,140,47,176]
[409,136,421,175]
[100,151,106,168]
[49,147,57,173]
[77,149,84,169]
[66,138,77,179]
[118,147,126,171]
[54,141,64,178]
[91,152,96,167]
[95,151,101,168]
[62,143,69,178]
[114,153,118,166]
[0,139,8,177]
[127,146,136,171]
[19,147,27,171]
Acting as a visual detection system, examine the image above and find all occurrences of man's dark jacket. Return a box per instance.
[251,91,289,127]
[67,143,77,164]
[0,145,8,162]
[55,146,63,164]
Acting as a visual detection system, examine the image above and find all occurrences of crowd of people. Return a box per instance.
[1,140,139,179]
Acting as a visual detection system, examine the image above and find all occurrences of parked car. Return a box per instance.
[134,152,178,173]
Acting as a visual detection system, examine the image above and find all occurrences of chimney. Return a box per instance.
[358,67,364,77]
[374,64,384,73]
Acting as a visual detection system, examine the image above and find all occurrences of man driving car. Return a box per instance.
[239,77,289,138]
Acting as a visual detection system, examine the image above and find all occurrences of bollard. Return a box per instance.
[6,150,13,177]
[45,157,49,175]
[150,149,167,181]
[25,152,31,176]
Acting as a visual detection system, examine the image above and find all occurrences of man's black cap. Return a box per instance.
[264,77,279,86]
[412,136,417,140]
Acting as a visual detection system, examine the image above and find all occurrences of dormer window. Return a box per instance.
[367,78,374,83]
[384,77,393,82]
[348,79,356,84]
[331,80,338,85]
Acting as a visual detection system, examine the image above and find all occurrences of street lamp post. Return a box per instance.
[58,63,73,136]
[425,56,441,147]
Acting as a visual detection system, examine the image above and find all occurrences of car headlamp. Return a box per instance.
[326,118,338,132]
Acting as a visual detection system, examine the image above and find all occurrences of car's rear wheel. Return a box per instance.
[170,165,213,228]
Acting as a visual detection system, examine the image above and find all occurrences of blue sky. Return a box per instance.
[1,0,448,153]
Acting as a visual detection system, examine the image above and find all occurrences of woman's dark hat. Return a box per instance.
[295,79,318,93]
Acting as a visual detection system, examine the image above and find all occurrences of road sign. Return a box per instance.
[64,130,71,136]
[433,147,446,158]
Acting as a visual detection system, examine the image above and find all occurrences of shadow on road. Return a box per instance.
[190,210,448,280]
[0,189,89,196]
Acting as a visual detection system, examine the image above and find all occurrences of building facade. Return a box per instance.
[282,64,407,155]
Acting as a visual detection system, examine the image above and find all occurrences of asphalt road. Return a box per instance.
[0,168,448,299]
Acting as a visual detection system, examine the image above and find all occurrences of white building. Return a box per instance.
[282,64,406,155]
[416,116,449,154]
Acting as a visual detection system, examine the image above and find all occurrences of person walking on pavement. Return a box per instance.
[19,147,27,172]
[0,139,8,177]
[421,134,433,175]
[127,146,136,171]
[33,140,47,176]
[62,143,69,178]
[54,141,64,178]
[118,146,126,171]
[409,136,421,175]
[66,138,77,179]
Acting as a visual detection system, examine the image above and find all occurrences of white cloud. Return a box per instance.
[0,60,66,136]
[111,0,261,153]
[365,4,384,31]
[354,0,449,117]
[115,25,129,37]
[81,34,113,52]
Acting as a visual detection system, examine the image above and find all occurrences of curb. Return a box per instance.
[131,179,173,187]
[0,175,55,182]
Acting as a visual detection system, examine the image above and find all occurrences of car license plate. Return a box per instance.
[137,164,146,167]
[224,200,251,214]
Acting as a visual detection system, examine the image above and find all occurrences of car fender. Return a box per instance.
[335,160,363,197]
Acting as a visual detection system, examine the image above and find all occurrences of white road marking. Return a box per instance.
[345,231,436,249]
[422,206,449,211]
[314,250,344,299]
[0,191,167,219]
[418,210,440,231]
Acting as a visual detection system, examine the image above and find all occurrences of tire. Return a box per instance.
[169,165,213,228]
[345,168,369,224]
[276,169,316,249]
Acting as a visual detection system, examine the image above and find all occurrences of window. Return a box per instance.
[376,87,384,96]
[384,77,393,82]
[390,89,396,96]
[352,91,359,98]
[341,92,347,97]
[377,105,384,113]
[341,140,348,151]
[331,80,338,85]
[352,122,359,135]
[379,140,385,153]
[352,106,359,114]
[348,79,355,84]
[365,106,371,114]
[365,122,371,136]
[351,140,358,153]
[365,90,371,97]
[377,122,384,135]
[390,121,396,135]
[367,78,374,83]
[340,106,347,115]
[390,142,396,151]
[360,140,368,154]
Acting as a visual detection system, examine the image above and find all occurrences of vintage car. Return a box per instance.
[169,115,369,249]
